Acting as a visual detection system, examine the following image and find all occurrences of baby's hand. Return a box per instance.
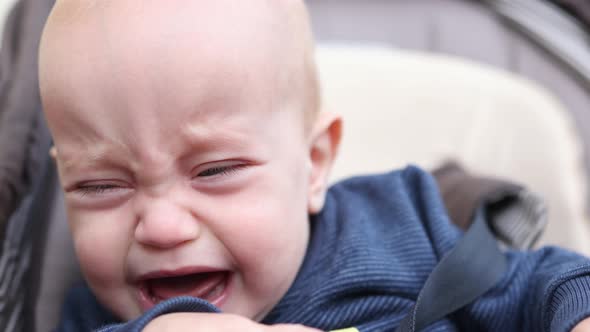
[143,312,322,332]
[572,317,590,332]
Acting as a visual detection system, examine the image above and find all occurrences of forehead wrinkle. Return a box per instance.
[53,113,152,177]
[58,140,130,175]
[180,119,254,154]
[58,137,178,186]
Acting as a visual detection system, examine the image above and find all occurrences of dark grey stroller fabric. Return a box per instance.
[0,0,55,331]
[0,0,54,238]
[550,0,590,27]
[1,120,54,332]
[433,162,547,250]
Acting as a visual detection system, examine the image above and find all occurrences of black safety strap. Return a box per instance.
[395,207,508,332]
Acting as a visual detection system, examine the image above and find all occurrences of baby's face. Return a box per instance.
[40,0,335,321]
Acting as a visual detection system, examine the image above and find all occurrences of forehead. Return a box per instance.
[41,0,288,111]
[40,1,306,159]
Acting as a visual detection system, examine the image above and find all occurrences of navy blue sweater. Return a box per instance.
[56,167,590,331]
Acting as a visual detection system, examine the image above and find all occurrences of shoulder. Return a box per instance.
[326,165,446,222]
[321,165,458,256]
[329,165,439,199]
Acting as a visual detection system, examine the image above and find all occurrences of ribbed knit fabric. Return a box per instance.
[54,166,590,332]
[95,297,220,332]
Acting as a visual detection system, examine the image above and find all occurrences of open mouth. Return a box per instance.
[138,270,231,310]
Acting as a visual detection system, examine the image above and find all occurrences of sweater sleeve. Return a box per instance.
[53,284,219,332]
[458,246,590,332]
[95,297,220,332]
[521,248,590,332]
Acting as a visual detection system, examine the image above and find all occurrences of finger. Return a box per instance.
[143,312,265,332]
[267,323,323,332]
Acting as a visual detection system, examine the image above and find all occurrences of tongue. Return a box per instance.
[149,272,226,300]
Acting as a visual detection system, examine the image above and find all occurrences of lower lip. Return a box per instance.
[137,272,233,312]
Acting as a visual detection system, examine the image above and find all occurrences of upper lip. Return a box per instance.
[135,266,227,283]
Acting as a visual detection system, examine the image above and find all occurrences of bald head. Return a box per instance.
[39,2,346,323]
[39,0,319,142]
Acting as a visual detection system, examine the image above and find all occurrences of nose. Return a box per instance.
[134,198,200,249]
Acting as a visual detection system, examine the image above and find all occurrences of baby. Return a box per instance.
[38,0,590,331]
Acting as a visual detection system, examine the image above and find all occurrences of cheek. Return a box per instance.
[68,207,132,286]
[244,200,307,252]
[67,206,149,320]
[215,163,311,281]
[219,199,309,312]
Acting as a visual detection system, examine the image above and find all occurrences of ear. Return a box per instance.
[307,112,342,214]
[49,146,57,159]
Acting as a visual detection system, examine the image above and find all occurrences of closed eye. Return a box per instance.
[66,180,133,208]
[73,182,126,196]
[197,164,247,178]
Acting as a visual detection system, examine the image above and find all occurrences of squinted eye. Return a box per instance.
[75,183,121,196]
[197,164,246,177]
[68,180,133,208]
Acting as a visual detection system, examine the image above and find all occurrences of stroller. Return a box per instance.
[0,0,589,331]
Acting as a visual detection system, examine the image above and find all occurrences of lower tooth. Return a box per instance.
[205,283,224,300]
